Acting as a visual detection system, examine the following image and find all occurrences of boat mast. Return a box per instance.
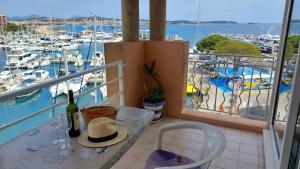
[63,18,70,92]
[93,14,99,103]
[2,29,12,80]
[50,13,57,79]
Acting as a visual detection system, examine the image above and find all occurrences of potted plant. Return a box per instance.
[143,60,165,122]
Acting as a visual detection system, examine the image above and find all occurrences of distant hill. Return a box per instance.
[292,19,300,23]
[7,15,238,24]
[167,20,238,24]
[8,15,49,21]
[7,14,119,22]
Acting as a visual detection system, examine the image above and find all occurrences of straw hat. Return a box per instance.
[78,117,127,148]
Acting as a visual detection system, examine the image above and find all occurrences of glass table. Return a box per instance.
[0,106,154,169]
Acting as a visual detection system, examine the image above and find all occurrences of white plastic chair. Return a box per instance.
[145,121,226,169]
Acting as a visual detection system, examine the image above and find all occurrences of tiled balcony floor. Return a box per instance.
[111,118,265,169]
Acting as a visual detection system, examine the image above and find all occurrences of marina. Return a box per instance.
[0,22,297,145]
[2,0,300,168]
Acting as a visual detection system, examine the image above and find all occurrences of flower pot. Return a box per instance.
[142,100,165,122]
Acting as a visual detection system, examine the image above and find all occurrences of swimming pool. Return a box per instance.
[216,67,272,77]
[208,76,290,93]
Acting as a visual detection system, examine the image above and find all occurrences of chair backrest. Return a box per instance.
[155,121,225,169]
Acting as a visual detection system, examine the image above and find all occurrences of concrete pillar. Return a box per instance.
[150,0,166,41]
[122,0,139,42]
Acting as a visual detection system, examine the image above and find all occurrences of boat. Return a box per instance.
[40,57,51,67]
[0,85,8,94]
[0,81,20,95]
[90,52,104,67]
[49,77,87,98]
[21,70,51,82]
[54,42,79,51]
[6,48,37,68]
[26,61,39,69]
[100,86,107,98]
[0,71,12,83]
[84,72,104,84]
[74,59,84,67]
[15,79,40,99]
[67,52,83,63]
[49,83,65,98]
[21,70,36,81]
[63,77,87,95]
[34,70,51,82]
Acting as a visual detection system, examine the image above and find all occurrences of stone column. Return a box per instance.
[150,0,166,41]
[122,0,139,42]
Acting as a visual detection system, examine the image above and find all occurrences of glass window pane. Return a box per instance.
[272,0,300,155]
[288,106,300,169]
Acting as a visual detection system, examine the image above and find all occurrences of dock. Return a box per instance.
[49,59,92,63]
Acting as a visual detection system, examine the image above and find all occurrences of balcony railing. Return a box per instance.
[186,54,279,121]
[0,60,124,144]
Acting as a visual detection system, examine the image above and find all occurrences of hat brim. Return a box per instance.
[78,126,128,148]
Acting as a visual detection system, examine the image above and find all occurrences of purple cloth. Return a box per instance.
[144,149,199,169]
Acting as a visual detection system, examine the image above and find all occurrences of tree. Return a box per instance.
[4,23,25,33]
[285,35,300,58]
[196,34,229,52]
[215,40,261,70]
[284,35,300,79]
[215,40,261,56]
[285,42,294,58]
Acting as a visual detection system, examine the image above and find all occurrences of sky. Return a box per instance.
[0,0,286,23]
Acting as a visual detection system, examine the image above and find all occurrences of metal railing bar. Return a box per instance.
[246,68,255,114]
[188,54,276,60]
[0,80,122,131]
[0,60,123,101]
[265,58,275,119]
[213,56,219,110]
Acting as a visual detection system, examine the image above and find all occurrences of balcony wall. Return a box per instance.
[104,41,145,107]
[104,40,267,132]
[144,41,189,116]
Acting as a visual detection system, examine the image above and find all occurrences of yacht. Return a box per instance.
[15,79,40,99]
[0,71,12,83]
[74,59,84,67]
[90,52,104,67]
[0,81,20,95]
[21,70,51,82]
[84,72,104,84]
[40,57,51,67]
[63,77,87,95]
[49,83,65,98]
[26,61,40,69]
[67,52,82,62]
[34,70,51,82]
[49,77,87,98]
[54,42,79,51]
[21,70,35,81]
[6,48,37,67]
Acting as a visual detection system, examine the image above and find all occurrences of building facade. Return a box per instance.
[0,12,7,28]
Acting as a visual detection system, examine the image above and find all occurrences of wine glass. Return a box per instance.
[59,110,73,156]
[52,110,64,145]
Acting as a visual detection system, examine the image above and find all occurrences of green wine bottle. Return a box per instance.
[66,90,80,137]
